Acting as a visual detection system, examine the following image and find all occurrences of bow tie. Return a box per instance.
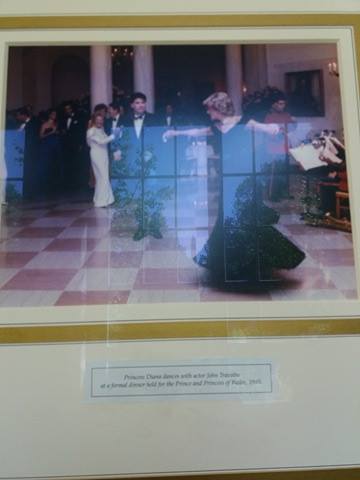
[134,114,144,120]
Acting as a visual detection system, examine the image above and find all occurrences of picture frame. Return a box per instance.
[0,13,359,342]
[1,11,360,480]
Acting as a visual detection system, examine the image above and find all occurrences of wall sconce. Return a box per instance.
[242,84,248,94]
[328,61,339,77]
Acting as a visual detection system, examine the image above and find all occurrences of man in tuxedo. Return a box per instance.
[15,107,40,199]
[123,92,157,134]
[158,103,185,127]
[60,102,87,191]
[103,102,125,174]
[105,102,124,134]
[119,92,164,239]
[115,92,158,166]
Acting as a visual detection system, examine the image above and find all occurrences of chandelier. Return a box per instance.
[111,46,134,65]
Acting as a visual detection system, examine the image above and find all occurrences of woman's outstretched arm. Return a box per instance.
[163,126,211,141]
[245,119,280,135]
[86,128,114,146]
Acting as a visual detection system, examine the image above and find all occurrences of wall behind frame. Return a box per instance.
[0,337,360,478]
[1,0,360,15]
[1,0,360,478]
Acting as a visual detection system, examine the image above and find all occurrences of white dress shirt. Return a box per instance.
[134,116,144,138]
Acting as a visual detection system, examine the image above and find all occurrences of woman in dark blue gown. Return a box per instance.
[164,92,305,284]
[38,109,61,195]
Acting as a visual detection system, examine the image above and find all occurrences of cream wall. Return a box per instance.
[1,337,360,479]
[1,2,360,479]
[0,0,360,15]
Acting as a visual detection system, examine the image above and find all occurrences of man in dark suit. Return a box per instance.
[123,92,157,134]
[60,102,87,191]
[15,107,40,199]
[118,92,158,171]
[117,92,165,239]
[103,102,125,176]
[158,103,185,127]
[105,102,125,135]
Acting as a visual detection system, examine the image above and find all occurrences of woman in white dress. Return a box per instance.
[86,113,115,207]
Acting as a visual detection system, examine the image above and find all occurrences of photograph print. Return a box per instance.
[0,41,356,309]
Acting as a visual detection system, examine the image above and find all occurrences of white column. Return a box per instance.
[133,45,155,113]
[225,44,243,114]
[90,45,112,110]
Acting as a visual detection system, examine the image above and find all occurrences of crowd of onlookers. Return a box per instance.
[5,86,348,222]
[5,92,192,200]
[4,87,299,204]
[7,100,94,199]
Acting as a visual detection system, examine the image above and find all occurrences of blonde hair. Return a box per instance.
[203,92,235,116]
[88,113,103,129]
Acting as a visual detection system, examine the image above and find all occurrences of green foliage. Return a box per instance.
[13,144,24,166]
[6,183,22,203]
[111,133,173,240]
[299,177,324,226]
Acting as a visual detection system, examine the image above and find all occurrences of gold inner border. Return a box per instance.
[1,318,360,344]
[0,13,359,348]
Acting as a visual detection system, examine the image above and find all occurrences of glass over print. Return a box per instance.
[0,41,356,311]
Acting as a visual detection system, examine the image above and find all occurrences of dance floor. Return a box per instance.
[0,197,356,307]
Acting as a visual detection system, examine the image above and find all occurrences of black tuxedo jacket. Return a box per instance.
[22,116,40,198]
[24,117,40,151]
[123,112,158,129]
[61,114,86,148]
[121,113,159,147]
[104,116,124,135]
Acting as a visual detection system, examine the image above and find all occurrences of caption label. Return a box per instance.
[89,362,273,399]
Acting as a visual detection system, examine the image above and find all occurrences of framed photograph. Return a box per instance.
[1,15,360,338]
[285,69,325,116]
[1,11,360,480]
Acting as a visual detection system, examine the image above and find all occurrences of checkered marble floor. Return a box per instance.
[0,199,356,307]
